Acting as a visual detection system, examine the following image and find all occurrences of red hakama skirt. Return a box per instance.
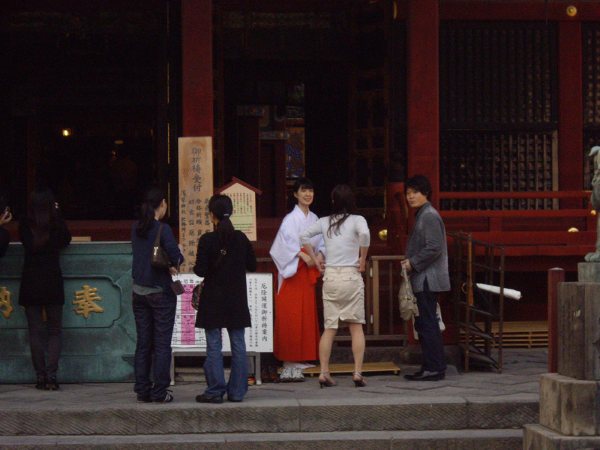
[273,259,321,362]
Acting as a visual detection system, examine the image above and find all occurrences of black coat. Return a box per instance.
[193,230,257,329]
[18,219,71,306]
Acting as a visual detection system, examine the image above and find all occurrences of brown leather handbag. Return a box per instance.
[150,223,171,269]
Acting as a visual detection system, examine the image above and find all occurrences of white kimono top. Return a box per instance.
[269,205,325,291]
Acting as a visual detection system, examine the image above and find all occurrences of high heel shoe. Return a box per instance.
[318,371,336,388]
[352,372,367,387]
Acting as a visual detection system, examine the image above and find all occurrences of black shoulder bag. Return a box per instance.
[191,247,227,310]
[151,223,171,269]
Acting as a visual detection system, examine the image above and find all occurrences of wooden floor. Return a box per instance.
[461,321,548,348]
[302,361,401,376]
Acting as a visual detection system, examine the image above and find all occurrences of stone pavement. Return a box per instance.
[0,349,546,449]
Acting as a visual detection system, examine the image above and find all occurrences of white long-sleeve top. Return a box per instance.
[300,214,370,267]
[269,205,324,290]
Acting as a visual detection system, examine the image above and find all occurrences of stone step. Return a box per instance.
[0,429,523,449]
[0,395,537,436]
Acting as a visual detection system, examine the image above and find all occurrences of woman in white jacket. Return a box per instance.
[269,178,324,382]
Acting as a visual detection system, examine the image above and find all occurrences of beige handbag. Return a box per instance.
[398,266,419,320]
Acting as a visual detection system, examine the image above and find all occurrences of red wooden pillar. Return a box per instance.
[558,21,583,207]
[182,0,213,137]
[406,0,440,204]
[547,267,565,373]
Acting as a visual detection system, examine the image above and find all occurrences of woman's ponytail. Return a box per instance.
[208,194,234,247]
[136,187,165,238]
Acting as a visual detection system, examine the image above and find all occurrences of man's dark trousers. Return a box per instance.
[414,279,446,373]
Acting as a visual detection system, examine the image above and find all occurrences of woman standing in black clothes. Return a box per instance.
[194,194,256,403]
[19,188,71,390]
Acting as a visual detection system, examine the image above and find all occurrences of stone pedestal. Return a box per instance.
[523,280,600,449]
[578,262,600,282]
[524,424,600,450]
[557,282,600,380]
[539,374,600,436]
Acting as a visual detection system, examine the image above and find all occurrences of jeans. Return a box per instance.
[203,328,248,401]
[414,279,447,373]
[132,292,176,401]
[25,305,63,379]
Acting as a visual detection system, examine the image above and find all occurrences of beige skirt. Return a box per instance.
[322,266,365,329]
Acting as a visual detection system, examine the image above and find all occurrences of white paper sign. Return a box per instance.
[171,273,273,353]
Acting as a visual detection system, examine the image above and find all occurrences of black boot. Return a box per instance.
[46,376,59,391]
[35,374,46,390]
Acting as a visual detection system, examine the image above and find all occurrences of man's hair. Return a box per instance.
[405,175,432,199]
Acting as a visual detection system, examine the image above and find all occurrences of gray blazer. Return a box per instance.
[406,202,450,293]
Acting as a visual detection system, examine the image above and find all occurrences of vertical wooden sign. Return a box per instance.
[218,178,261,242]
[178,137,213,272]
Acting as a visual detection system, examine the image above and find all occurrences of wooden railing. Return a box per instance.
[364,255,407,344]
[439,190,594,233]
[436,191,596,259]
[257,256,408,344]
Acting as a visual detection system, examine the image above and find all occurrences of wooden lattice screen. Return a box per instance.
[350,2,406,218]
[584,23,600,189]
[440,21,558,210]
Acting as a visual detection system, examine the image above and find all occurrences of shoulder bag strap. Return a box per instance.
[153,222,163,247]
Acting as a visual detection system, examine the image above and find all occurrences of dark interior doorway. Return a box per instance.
[216,4,355,218]
[223,61,349,218]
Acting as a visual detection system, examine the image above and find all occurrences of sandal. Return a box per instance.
[318,371,336,388]
[352,372,367,388]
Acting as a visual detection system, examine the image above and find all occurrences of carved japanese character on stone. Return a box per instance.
[0,286,13,319]
[73,285,104,319]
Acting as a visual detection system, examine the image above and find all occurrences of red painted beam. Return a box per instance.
[439,190,589,200]
[182,0,213,137]
[406,0,440,204]
[441,2,600,21]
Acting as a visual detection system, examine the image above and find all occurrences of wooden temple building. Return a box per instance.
[2,0,600,338]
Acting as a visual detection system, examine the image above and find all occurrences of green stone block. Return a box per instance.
[0,242,135,383]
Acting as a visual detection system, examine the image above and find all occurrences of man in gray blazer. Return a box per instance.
[401,175,450,381]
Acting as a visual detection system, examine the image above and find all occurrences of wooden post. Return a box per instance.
[558,21,583,208]
[406,0,440,203]
[372,259,380,336]
[182,0,213,137]
[547,267,565,373]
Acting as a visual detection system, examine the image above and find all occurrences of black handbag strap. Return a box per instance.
[153,222,163,247]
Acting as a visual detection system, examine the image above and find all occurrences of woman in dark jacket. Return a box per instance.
[19,189,71,390]
[194,194,256,403]
[131,187,183,403]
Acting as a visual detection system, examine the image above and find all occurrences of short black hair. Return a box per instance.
[405,175,432,199]
[292,177,314,193]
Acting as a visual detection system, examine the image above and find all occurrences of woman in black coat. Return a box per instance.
[19,189,71,390]
[193,194,256,403]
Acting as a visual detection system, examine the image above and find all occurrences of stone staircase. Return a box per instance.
[0,369,540,449]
